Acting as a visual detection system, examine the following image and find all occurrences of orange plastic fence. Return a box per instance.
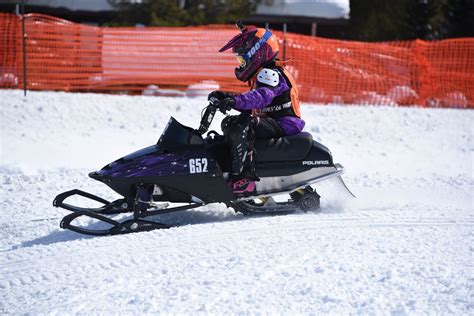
[1,13,473,108]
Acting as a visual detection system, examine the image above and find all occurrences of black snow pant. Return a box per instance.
[221,113,285,179]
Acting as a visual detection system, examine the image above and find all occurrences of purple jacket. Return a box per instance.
[233,70,305,136]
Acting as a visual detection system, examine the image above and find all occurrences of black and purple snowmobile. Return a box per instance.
[53,103,354,236]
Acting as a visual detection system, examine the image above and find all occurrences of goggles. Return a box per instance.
[235,54,246,67]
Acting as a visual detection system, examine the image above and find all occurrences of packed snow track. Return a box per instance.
[1,90,472,314]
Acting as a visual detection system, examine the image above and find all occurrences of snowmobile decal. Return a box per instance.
[189,158,208,174]
[302,160,330,166]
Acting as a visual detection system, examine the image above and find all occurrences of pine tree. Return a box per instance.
[406,0,446,39]
[349,0,410,41]
[443,0,474,38]
[348,0,469,41]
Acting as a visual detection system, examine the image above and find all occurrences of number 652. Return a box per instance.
[189,158,208,174]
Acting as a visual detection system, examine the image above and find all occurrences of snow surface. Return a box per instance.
[1,90,473,314]
[256,0,350,19]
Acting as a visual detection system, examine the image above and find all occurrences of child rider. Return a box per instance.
[208,21,305,196]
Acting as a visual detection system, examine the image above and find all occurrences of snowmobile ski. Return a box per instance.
[54,189,203,236]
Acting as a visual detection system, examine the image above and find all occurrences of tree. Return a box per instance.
[406,0,447,40]
[443,0,474,38]
[348,0,410,41]
[348,0,474,41]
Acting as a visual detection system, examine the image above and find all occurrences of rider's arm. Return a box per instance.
[233,71,289,111]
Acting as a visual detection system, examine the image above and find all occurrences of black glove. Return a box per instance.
[215,97,235,114]
[208,90,234,102]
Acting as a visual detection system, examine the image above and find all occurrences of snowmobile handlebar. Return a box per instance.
[197,103,218,135]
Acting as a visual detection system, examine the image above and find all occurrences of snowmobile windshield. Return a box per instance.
[120,145,158,162]
[157,117,204,149]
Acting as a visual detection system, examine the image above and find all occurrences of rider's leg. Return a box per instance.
[253,117,285,139]
[221,114,256,178]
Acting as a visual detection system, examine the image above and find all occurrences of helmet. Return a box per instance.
[219,22,279,82]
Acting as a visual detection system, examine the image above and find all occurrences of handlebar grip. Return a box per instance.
[198,104,217,135]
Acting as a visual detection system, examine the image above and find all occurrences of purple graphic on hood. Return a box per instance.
[99,149,217,178]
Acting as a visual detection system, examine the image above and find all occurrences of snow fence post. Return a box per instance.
[20,0,27,97]
[283,23,287,61]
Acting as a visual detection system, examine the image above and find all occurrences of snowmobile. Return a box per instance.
[53,102,354,236]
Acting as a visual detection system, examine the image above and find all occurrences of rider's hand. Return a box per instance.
[215,97,235,114]
[208,91,233,101]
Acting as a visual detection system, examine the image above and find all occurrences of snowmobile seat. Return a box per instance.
[255,132,313,162]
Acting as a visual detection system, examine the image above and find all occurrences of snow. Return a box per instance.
[256,0,350,19]
[26,0,116,12]
[1,90,473,314]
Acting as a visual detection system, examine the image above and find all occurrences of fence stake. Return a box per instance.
[283,23,287,60]
[311,22,317,37]
[21,0,27,97]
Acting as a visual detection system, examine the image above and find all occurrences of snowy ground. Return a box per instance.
[1,90,473,314]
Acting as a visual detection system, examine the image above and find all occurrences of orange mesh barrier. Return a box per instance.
[1,13,473,108]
